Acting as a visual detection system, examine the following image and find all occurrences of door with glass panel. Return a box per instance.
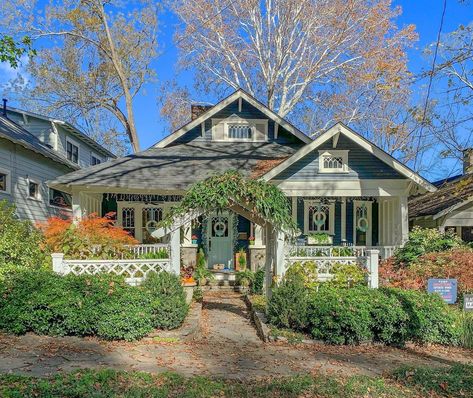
[354,201,372,246]
[207,212,233,269]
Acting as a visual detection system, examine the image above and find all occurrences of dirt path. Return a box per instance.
[0,292,471,380]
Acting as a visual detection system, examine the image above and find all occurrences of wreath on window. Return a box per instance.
[356,217,369,232]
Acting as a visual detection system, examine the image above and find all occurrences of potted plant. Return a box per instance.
[307,232,332,245]
[181,264,196,286]
[191,234,198,245]
[194,248,215,286]
[248,235,255,246]
[236,269,254,292]
[235,248,247,271]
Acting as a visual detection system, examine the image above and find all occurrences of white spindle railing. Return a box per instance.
[288,245,397,259]
[125,244,170,258]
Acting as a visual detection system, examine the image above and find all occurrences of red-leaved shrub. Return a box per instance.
[380,248,473,297]
[37,212,138,259]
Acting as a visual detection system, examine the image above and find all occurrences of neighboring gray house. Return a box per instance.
[0,101,116,223]
[409,149,473,242]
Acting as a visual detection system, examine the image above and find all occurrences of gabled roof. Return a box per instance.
[0,115,80,170]
[262,122,436,193]
[6,106,116,159]
[154,89,312,148]
[48,141,302,192]
[409,173,473,218]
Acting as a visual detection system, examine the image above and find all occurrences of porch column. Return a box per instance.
[264,224,274,298]
[71,190,82,223]
[366,249,379,288]
[182,221,193,246]
[254,224,264,247]
[399,196,409,245]
[170,225,181,275]
[274,230,286,278]
[341,198,347,243]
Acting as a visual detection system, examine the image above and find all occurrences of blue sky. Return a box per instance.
[1,0,472,176]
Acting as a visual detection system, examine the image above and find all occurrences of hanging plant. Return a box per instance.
[159,171,297,234]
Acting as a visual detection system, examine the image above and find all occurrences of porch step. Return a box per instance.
[210,270,237,286]
[201,285,243,292]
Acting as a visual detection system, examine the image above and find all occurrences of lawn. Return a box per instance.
[1,365,472,398]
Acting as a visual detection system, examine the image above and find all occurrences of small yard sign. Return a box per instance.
[427,279,457,304]
[464,295,473,312]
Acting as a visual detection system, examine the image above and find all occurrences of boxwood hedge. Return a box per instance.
[0,269,188,341]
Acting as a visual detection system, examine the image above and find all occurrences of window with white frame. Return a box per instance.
[318,150,349,173]
[91,154,101,166]
[228,124,252,139]
[28,179,41,200]
[49,188,72,209]
[0,168,11,194]
[66,139,79,164]
[304,201,335,234]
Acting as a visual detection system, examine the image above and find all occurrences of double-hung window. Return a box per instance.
[28,180,41,200]
[0,169,10,194]
[66,140,79,164]
[91,155,101,166]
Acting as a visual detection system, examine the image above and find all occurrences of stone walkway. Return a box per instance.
[0,292,472,379]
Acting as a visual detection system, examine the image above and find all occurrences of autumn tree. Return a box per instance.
[426,22,473,166]
[1,0,159,153]
[167,0,418,159]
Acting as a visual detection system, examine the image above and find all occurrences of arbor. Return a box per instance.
[168,0,417,158]
[2,0,159,153]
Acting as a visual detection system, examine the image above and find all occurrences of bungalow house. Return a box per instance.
[0,101,115,223]
[409,149,473,242]
[48,90,435,272]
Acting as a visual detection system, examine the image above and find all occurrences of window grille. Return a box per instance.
[228,124,252,139]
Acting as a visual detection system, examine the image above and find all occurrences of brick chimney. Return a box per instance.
[463,148,473,175]
[191,104,212,121]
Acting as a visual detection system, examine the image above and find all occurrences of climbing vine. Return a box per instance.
[160,171,296,233]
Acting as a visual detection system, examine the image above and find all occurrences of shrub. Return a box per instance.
[385,288,461,345]
[394,227,462,266]
[142,272,188,330]
[309,286,374,345]
[0,200,45,278]
[266,275,310,331]
[381,248,473,300]
[0,269,188,340]
[97,288,153,341]
[370,289,409,346]
[37,212,138,259]
[236,269,254,287]
[326,262,367,289]
[251,267,265,294]
[285,261,318,290]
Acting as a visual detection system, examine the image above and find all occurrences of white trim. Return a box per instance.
[27,177,42,201]
[238,97,242,113]
[154,89,311,148]
[318,149,349,173]
[341,198,346,241]
[353,200,372,246]
[65,136,80,165]
[303,200,335,235]
[262,123,436,193]
[291,197,297,222]
[272,179,411,197]
[0,167,12,195]
[274,122,279,139]
[201,122,205,137]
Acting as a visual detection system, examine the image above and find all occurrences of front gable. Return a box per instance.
[155,89,311,148]
[274,134,404,181]
[263,123,436,196]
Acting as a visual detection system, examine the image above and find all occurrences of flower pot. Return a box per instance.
[192,239,198,245]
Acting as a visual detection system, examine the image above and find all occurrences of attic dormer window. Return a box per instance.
[318,150,349,173]
[228,124,252,139]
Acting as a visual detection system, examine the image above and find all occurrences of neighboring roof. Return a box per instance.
[0,116,80,170]
[6,106,116,159]
[48,141,303,192]
[409,173,473,218]
[262,122,437,193]
[153,89,312,148]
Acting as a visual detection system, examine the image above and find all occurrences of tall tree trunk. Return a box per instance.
[98,1,140,152]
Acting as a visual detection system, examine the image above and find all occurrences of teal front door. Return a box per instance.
[208,212,233,269]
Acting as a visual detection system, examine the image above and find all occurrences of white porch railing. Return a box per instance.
[285,249,379,288]
[124,244,170,258]
[289,245,397,260]
[52,253,173,286]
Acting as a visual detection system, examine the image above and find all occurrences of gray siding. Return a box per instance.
[175,99,303,145]
[276,135,404,181]
[0,137,73,223]
[6,109,107,168]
